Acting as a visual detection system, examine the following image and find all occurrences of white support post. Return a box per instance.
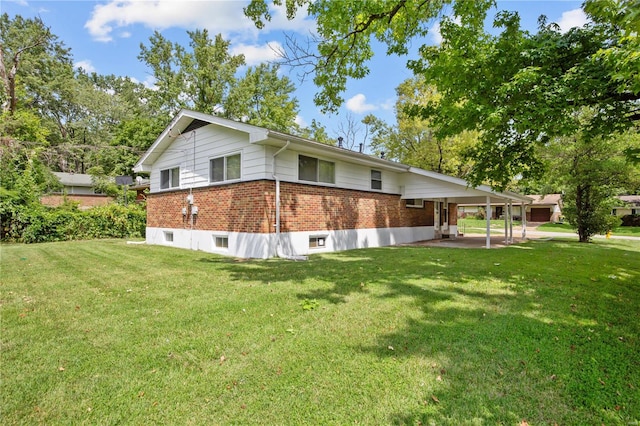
[504,200,508,244]
[522,202,527,239]
[486,196,491,249]
[509,201,514,243]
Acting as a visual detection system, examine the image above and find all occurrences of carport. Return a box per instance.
[402,168,533,249]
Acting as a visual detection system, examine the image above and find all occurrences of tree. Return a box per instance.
[368,77,476,176]
[544,128,638,242]
[139,29,300,132]
[226,63,299,133]
[245,0,639,185]
[0,13,70,115]
[244,0,480,113]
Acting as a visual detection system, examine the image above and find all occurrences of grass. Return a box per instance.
[2,238,639,424]
[538,222,640,237]
[458,218,523,235]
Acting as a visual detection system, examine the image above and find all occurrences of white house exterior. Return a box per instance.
[134,110,531,258]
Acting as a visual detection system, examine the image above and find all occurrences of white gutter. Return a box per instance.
[272,142,307,261]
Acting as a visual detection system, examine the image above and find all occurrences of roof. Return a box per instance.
[133,109,531,204]
[618,195,640,206]
[528,194,562,206]
[53,172,94,187]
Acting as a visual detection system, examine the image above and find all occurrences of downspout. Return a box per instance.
[271,142,307,260]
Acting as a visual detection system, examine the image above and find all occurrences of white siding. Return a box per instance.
[269,146,403,194]
[150,125,269,192]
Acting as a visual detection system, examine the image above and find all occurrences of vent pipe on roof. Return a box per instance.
[338,136,343,148]
[359,143,364,153]
[380,151,385,159]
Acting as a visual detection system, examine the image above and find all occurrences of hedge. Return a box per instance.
[2,203,146,243]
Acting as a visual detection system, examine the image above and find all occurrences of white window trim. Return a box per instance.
[298,154,336,185]
[163,231,174,243]
[405,199,424,208]
[371,169,382,191]
[209,152,242,184]
[212,234,229,251]
[159,166,180,191]
[309,234,329,249]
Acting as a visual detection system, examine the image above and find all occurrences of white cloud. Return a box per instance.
[556,8,589,33]
[84,0,315,43]
[294,115,307,128]
[345,94,377,114]
[231,41,283,66]
[429,16,460,45]
[85,0,256,42]
[430,21,443,45]
[75,60,96,73]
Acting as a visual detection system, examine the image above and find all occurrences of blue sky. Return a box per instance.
[4,0,587,138]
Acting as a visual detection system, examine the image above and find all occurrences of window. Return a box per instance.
[299,155,335,184]
[210,153,241,183]
[371,170,382,190]
[309,235,327,248]
[164,231,174,242]
[405,199,424,208]
[633,209,639,215]
[160,167,180,190]
[612,209,617,216]
[214,236,229,249]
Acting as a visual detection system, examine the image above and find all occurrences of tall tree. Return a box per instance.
[544,128,639,242]
[139,29,300,132]
[226,63,299,133]
[245,0,639,185]
[369,77,476,176]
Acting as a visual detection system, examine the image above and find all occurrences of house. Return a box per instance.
[40,172,114,210]
[458,194,563,223]
[612,195,640,217]
[133,110,531,258]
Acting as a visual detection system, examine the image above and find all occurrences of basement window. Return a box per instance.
[309,235,327,249]
[405,199,424,208]
[214,235,229,249]
[164,231,174,243]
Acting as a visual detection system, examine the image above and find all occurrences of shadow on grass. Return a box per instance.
[206,239,640,423]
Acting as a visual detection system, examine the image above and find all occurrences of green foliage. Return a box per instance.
[546,129,635,242]
[245,1,639,191]
[300,298,320,311]
[0,110,50,143]
[368,78,477,176]
[3,203,146,243]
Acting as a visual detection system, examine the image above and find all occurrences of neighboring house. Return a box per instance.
[612,195,640,217]
[134,110,531,259]
[40,172,114,210]
[458,194,563,223]
[130,176,150,203]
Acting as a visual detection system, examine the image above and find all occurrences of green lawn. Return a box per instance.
[538,222,640,237]
[458,218,523,235]
[2,239,639,424]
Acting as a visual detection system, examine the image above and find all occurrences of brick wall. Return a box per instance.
[147,180,273,233]
[147,180,435,234]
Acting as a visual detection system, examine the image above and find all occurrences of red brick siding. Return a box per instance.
[147,180,273,233]
[147,180,435,233]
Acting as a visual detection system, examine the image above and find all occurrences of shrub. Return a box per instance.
[621,214,640,227]
[2,202,146,243]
